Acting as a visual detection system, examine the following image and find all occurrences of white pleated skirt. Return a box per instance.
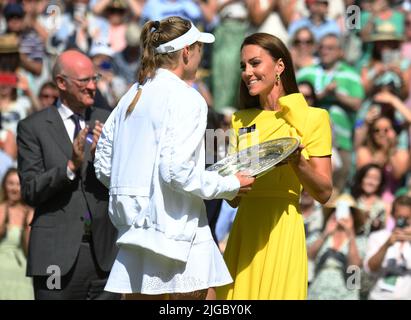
[104,212,233,294]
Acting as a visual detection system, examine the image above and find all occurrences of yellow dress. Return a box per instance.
[216,93,332,300]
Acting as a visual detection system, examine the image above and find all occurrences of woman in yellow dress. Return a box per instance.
[216,33,333,300]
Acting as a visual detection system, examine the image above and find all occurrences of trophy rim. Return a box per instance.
[206,136,300,177]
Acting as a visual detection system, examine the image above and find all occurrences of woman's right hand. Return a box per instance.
[235,171,255,195]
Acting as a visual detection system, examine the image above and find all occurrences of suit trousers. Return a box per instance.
[33,241,120,300]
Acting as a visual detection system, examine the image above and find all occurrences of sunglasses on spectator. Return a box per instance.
[319,45,339,51]
[294,39,314,45]
[40,93,58,99]
[107,8,126,14]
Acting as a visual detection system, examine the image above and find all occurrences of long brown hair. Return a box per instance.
[126,16,193,116]
[365,116,396,152]
[238,33,299,109]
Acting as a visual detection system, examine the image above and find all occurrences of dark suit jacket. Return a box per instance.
[17,104,118,277]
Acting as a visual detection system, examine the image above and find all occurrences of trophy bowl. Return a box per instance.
[206,137,300,178]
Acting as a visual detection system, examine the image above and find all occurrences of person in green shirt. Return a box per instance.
[297,33,365,194]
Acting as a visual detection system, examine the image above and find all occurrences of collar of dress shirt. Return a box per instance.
[57,102,85,121]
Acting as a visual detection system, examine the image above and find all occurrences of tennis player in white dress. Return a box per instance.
[94,16,255,300]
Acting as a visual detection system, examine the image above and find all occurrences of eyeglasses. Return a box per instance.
[294,39,314,45]
[60,74,101,86]
[373,127,391,134]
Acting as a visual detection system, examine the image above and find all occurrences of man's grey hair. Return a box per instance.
[319,33,344,49]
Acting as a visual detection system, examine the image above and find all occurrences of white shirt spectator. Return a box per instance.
[364,229,411,300]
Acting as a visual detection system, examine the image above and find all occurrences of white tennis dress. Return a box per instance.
[104,196,232,294]
[95,69,238,294]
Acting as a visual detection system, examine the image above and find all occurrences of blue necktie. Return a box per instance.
[71,113,82,141]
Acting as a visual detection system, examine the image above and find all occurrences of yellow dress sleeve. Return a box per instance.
[228,121,239,155]
[303,108,332,157]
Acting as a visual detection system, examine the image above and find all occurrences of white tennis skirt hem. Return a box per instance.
[104,238,233,294]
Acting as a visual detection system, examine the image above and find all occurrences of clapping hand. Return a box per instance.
[69,127,89,171]
[90,120,103,158]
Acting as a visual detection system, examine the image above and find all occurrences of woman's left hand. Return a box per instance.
[275,144,304,167]
[287,144,304,166]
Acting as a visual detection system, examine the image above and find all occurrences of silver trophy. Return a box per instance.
[206,137,300,178]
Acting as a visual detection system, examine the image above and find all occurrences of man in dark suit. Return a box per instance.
[17,50,119,299]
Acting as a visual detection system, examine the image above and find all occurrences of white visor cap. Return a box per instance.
[155,23,215,54]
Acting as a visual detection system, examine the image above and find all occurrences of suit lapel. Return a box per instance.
[83,107,95,163]
[46,104,73,160]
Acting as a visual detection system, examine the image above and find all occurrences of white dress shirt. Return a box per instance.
[364,229,411,300]
[57,102,86,143]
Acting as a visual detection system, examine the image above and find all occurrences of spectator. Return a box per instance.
[140,0,204,25]
[17,50,119,300]
[0,150,13,182]
[354,71,411,149]
[350,163,388,299]
[400,10,411,61]
[361,21,410,98]
[37,81,59,110]
[247,0,298,45]
[0,168,34,300]
[96,0,129,53]
[3,2,44,77]
[113,22,141,86]
[211,0,249,112]
[0,71,33,135]
[0,33,21,72]
[50,0,108,54]
[336,0,363,66]
[298,80,318,107]
[301,190,324,287]
[356,115,409,222]
[351,164,388,236]
[21,0,49,44]
[0,124,17,160]
[360,0,404,45]
[307,194,366,300]
[89,41,128,108]
[364,195,411,300]
[92,0,145,20]
[290,27,319,71]
[297,33,365,194]
[288,0,341,42]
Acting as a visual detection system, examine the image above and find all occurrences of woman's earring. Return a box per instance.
[276,74,280,84]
